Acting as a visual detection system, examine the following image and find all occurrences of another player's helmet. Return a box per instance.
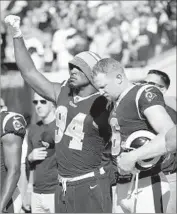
[68,51,101,85]
[123,130,162,171]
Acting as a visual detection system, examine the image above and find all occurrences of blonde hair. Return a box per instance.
[92,58,125,78]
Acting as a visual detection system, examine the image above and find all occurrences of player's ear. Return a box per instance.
[116,74,123,84]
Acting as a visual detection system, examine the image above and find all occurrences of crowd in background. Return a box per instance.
[1,0,176,73]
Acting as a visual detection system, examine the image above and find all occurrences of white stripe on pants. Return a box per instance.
[112,172,170,213]
[31,192,55,213]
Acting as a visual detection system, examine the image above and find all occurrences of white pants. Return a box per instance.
[11,187,22,213]
[31,192,55,213]
[112,172,170,213]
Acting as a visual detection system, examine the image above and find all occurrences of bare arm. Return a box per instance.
[5,15,61,102]
[13,37,61,102]
[0,134,23,212]
[130,106,174,161]
[117,106,175,172]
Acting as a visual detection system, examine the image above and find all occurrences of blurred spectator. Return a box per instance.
[129,12,160,66]
[52,17,76,70]
[89,21,111,58]
[1,0,176,70]
[106,20,130,66]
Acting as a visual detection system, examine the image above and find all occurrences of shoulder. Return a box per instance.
[136,85,165,117]
[1,111,27,138]
[138,85,164,104]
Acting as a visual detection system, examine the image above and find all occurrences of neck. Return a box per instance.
[119,81,134,98]
[42,111,55,125]
[73,84,97,97]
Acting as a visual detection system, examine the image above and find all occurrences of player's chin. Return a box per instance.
[68,80,78,88]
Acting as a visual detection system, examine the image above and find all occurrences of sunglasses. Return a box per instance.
[32,100,47,105]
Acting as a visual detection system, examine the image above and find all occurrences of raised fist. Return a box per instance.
[4,15,22,38]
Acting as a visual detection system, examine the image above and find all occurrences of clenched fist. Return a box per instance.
[4,15,22,38]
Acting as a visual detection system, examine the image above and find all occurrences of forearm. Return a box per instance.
[13,38,54,100]
[130,134,167,162]
[14,37,36,77]
[1,170,20,211]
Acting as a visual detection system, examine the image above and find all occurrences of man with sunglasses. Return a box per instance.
[5,15,112,213]
[26,93,57,213]
[0,98,27,213]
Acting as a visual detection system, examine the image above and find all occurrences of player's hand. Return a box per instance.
[117,152,137,173]
[28,147,47,162]
[4,15,22,38]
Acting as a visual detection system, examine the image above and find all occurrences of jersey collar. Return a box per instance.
[73,92,99,103]
[115,84,135,108]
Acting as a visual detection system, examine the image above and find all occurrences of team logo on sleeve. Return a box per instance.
[13,117,25,131]
[41,141,50,148]
[145,87,157,102]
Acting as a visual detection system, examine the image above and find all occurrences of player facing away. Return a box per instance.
[5,15,112,213]
[0,98,27,213]
[91,58,174,213]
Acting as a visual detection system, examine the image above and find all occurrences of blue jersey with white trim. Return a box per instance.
[109,84,165,142]
[55,83,111,177]
[110,84,166,176]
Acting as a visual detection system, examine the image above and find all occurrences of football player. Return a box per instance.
[92,58,175,213]
[5,15,112,213]
[138,69,177,213]
[0,98,27,213]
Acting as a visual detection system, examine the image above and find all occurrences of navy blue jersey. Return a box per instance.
[110,84,166,176]
[1,111,26,191]
[55,83,111,177]
[109,84,165,142]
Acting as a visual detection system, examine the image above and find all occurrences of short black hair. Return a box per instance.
[148,69,170,89]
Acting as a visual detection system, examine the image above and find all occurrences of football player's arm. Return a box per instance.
[26,130,34,171]
[128,124,176,163]
[128,89,175,162]
[117,87,175,172]
[0,134,22,212]
[5,15,61,103]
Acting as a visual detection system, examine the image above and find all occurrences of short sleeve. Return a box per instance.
[4,113,27,138]
[138,86,165,117]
